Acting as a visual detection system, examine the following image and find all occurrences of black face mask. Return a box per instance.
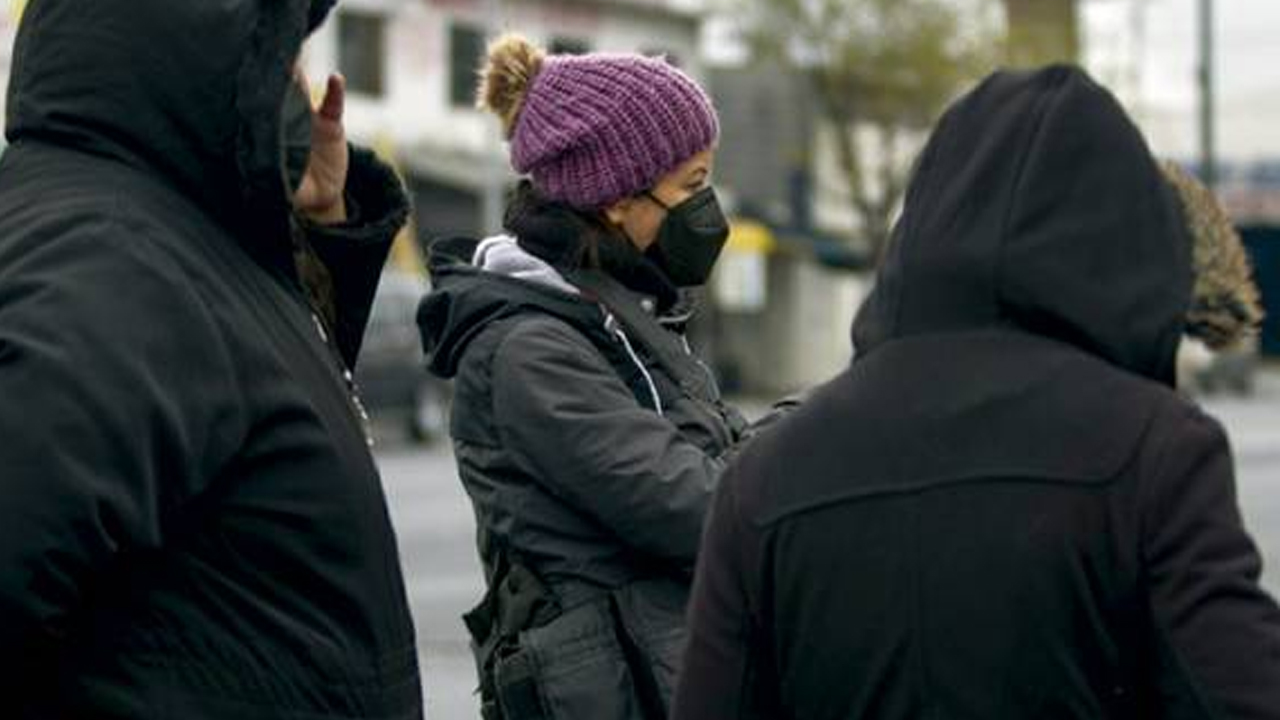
[280,80,313,195]
[643,186,730,287]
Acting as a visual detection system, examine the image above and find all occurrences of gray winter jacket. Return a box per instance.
[419,222,747,718]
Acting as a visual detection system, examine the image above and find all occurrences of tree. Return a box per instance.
[744,0,1000,260]
[1003,0,1080,67]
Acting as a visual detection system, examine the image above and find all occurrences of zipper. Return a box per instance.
[604,311,664,416]
[676,334,742,446]
[310,310,376,449]
[679,334,724,398]
[286,215,376,448]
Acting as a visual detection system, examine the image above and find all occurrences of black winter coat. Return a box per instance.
[418,200,746,718]
[0,2,420,718]
[674,66,1280,720]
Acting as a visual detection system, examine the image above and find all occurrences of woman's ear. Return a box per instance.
[603,197,634,229]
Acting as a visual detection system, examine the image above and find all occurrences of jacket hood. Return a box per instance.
[504,181,682,311]
[852,66,1191,386]
[1161,161,1265,350]
[6,0,336,275]
[418,236,605,379]
[472,234,581,296]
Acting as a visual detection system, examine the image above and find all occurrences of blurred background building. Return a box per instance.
[301,0,705,247]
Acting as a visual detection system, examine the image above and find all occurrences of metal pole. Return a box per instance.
[1198,0,1216,190]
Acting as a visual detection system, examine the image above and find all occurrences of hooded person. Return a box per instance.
[416,33,761,720]
[0,1,421,718]
[673,65,1280,720]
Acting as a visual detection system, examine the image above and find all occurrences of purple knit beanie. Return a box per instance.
[478,35,719,209]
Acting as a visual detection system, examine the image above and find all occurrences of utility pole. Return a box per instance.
[1198,0,1217,190]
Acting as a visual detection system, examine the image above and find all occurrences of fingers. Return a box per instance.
[318,73,345,123]
[292,64,312,98]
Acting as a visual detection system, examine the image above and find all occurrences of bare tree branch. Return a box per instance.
[744,0,1001,258]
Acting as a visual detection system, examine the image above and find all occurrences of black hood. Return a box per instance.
[852,66,1191,386]
[6,0,337,275]
[419,187,691,379]
[418,236,607,379]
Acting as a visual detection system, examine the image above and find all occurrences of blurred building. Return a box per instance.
[1240,226,1280,358]
[1216,161,1280,225]
[707,61,871,394]
[1221,164,1280,359]
[302,0,706,249]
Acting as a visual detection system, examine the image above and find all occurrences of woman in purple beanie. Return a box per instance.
[418,33,767,720]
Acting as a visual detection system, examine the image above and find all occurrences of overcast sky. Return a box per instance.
[1083,0,1280,162]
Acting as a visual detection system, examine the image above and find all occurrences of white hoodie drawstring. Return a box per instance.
[604,312,663,416]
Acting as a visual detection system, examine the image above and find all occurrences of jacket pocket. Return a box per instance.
[610,578,689,708]
[518,599,645,720]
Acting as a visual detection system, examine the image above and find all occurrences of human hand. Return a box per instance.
[292,72,349,224]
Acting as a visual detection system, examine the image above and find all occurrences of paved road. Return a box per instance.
[1206,379,1280,598]
[376,381,1280,718]
[376,443,482,718]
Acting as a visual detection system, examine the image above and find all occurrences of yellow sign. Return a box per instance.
[11,0,26,23]
[371,133,426,276]
[726,219,776,254]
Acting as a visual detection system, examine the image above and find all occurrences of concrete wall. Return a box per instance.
[708,62,814,226]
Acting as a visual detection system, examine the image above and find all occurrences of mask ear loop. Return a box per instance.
[643,191,672,212]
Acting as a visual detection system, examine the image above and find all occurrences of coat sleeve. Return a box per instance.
[302,144,410,370]
[490,315,726,566]
[0,227,242,694]
[1141,404,1280,719]
[672,472,776,720]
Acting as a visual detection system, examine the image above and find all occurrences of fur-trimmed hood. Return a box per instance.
[1161,161,1265,350]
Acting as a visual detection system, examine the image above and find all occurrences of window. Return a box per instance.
[338,11,388,97]
[549,37,591,56]
[449,23,487,108]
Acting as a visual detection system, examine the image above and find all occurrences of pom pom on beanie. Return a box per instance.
[477,34,546,139]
